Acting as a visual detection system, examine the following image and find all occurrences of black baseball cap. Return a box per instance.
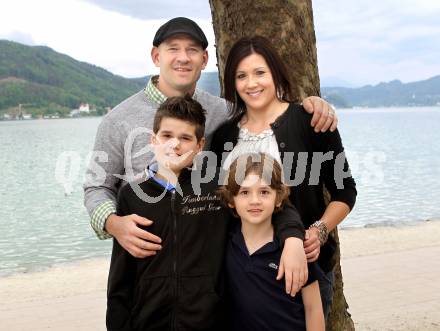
[153,17,208,49]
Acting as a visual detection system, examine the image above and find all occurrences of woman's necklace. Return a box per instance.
[241,103,289,134]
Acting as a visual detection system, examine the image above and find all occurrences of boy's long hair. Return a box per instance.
[218,153,290,214]
[153,95,206,140]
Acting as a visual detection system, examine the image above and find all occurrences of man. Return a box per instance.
[84,17,337,293]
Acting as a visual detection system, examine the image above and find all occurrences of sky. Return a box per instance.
[0,0,439,87]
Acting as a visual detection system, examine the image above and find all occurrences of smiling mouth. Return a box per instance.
[247,90,263,97]
[175,67,191,72]
[248,209,263,213]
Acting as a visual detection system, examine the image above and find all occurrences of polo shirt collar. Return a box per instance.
[230,223,280,256]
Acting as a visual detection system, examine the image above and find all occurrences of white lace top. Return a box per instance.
[222,125,282,170]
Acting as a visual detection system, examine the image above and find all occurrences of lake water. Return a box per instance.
[1,107,440,276]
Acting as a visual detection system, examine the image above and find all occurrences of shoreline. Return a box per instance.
[1,220,440,330]
[2,218,438,280]
[339,218,440,258]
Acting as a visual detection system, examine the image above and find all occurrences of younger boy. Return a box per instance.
[218,153,325,331]
[106,96,305,331]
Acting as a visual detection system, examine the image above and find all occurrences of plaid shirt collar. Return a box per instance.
[144,75,167,104]
[144,75,198,104]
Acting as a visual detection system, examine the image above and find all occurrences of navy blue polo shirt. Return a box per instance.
[225,224,321,331]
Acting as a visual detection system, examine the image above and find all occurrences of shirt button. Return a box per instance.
[280,142,286,148]
[224,142,233,151]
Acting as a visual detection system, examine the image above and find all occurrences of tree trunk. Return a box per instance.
[209,1,355,330]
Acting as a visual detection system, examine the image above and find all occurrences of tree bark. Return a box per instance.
[209,0,320,101]
[209,1,354,330]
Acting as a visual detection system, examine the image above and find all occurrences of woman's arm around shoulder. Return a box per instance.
[272,203,307,298]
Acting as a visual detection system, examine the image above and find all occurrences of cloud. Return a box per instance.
[0,0,217,77]
[1,0,439,84]
[0,31,35,45]
[81,0,212,20]
[313,0,440,85]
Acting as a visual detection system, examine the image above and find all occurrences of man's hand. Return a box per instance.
[276,237,308,297]
[302,96,338,132]
[105,214,162,258]
[304,228,320,262]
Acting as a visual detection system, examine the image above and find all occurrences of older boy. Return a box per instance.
[106,96,305,330]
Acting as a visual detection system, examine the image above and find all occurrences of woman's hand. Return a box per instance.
[304,228,321,262]
[277,237,308,297]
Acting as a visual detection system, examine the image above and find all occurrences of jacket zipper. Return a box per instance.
[170,189,178,330]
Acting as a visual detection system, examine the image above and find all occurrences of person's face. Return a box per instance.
[231,173,279,227]
[151,35,208,96]
[151,117,204,174]
[235,53,278,112]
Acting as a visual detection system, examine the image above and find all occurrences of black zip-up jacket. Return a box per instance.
[211,104,357,273]
[106,167,305,331]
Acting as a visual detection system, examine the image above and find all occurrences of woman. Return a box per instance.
[210,36,357,318]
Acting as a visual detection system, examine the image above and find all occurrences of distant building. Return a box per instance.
[79,103,90,113]
[70,103,91,117]
[69,109,81,117]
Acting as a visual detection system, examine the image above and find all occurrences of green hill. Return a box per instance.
[0,40,223,118]
[0,40,146,116]
[2,40,439,116]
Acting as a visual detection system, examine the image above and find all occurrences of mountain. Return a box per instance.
[2,40,438,115]
[322,76,440,108]
[0,40,147,115]
[197,71,220,96]
[0,40,222,117]
[193,73,440,109]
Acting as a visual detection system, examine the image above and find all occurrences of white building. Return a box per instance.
[79,103,90,113]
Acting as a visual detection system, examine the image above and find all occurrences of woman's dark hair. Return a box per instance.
[223,35,293,121]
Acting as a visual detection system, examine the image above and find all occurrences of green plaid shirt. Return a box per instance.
[145,75,167,104]
[90,76,166,239]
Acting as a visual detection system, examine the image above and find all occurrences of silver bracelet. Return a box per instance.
[309,220,329,246]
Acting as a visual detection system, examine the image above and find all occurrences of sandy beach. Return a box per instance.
[1,220,440,331]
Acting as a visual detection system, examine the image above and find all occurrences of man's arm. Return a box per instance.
[83,116,162,257]
[106,213,162,258]
[272,203,307,297]
[84,117,125,239]
[302,96,338,132]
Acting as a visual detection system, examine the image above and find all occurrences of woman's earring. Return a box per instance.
[276,88,284,100]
